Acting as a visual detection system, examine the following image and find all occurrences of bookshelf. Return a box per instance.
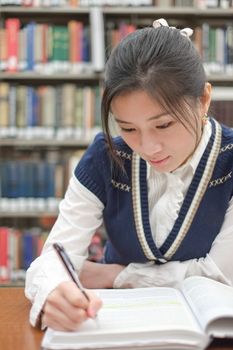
[0,1,233,285]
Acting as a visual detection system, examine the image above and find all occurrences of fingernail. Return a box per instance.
[88,308,97,318]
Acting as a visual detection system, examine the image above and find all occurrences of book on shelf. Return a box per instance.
[5,18,20,72]
[0,227,8,282]
[0,82,9,128]
[0,27,7,71]
[42,276,233,350]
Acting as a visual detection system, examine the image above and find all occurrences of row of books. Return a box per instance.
[0,0,232,8]
[1,159,62,199]
[0,226,105,284]
[0,83,102,139]
[0,83,231,131]
[198,24,233,74]
[1,18,233,75]
[0,226,48,283]
[0,19,91,73]
[0,149,84,204]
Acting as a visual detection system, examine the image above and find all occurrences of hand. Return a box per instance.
[79,260,125,289]
[42,281,102,331]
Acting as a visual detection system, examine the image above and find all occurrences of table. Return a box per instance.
[0,287,43,350]
[0,287,233,350]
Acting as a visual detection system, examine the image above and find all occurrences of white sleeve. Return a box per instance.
[25,175,104,327]
[114,197,233,289]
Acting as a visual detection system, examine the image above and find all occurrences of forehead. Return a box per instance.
[111,90,164,118]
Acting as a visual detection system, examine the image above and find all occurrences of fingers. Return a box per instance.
[85,290,103,318]
[42,281,101,331]
[42,301,88,331]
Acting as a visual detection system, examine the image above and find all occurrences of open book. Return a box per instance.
[41,276,233,350]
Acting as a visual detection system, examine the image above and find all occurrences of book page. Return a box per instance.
[181,276,233,337]
[42,287,205,350]
[92,287,202,332]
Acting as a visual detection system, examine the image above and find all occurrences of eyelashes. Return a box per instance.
[156,122,173,129]
[120,127,136,133]
[120,122,173,133]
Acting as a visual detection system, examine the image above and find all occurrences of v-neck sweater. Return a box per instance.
[75,118,233,265]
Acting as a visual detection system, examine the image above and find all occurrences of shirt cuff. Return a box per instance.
[113,261,190,289]
[25,252,86,328]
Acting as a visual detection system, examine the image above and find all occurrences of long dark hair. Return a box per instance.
[101,25,207,164]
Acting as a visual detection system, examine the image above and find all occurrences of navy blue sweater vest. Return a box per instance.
[75,119,233,265]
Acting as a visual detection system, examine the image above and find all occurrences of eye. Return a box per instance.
[156,122,172,129]
[120,127,136,133]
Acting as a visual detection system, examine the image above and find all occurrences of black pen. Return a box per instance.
[53,242,90,302]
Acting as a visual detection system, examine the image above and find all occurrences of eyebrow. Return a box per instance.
[115,112,169,124]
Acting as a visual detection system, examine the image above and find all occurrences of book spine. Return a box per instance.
[16,85,27,128]
[22,233,34,270]
[0,28,7,71]
[5,18,20,72]
[0,83,10,128]
[26,22,35,71]
[0,227,9,282]
[45,162,55,198]
[82,26,91,63]
[9,85,17,130]
[18,28,27,71]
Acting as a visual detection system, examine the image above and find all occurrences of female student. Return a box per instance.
[25,19,233,331]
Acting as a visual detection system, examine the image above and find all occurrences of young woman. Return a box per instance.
[25,19,233,331]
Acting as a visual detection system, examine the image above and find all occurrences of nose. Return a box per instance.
[139,132,162,156]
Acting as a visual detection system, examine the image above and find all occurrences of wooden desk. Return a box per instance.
[0,287,233,350]
[0,287,43,350]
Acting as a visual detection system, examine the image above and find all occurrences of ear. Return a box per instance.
[200,82,212,115]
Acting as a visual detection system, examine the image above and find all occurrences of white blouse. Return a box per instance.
[25,121,233,327]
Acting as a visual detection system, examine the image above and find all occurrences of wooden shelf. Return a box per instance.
[0,211,58,217]
[0,137,91,147]
[1,6,233,18]
[0,6,91,14]
[207,75,233,87]
[0,72,103,81]
[102,6,233,18]
[1,72,233,83]
[212,87,233,101]
[0,281,25,287]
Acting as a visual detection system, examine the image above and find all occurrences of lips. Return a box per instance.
[149,156,170,165]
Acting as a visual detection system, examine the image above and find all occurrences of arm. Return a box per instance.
[113,197,233,289]
[25,175,104,327]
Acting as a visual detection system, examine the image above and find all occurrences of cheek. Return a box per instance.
[178,133,197,157]
[120,133,137,149]
[171,129,196,157]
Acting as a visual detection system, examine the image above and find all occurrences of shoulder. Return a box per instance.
[83,132,132,159]
[218,122,233,157]
[212,121,233,190]
[73,132,131,203]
